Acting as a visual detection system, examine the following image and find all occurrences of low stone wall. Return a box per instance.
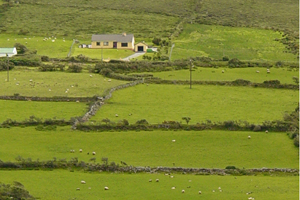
[0,95,96,102]
[72,80,143,128]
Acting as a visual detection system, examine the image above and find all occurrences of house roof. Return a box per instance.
[92,34,134,42]
[0,48,16,54]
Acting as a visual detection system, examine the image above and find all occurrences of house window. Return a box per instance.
[103,42,109,46]
[96,42,100,46]
[121,43,128,47]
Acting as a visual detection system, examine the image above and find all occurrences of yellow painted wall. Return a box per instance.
[134,43,148,52]
[91,41,134,50]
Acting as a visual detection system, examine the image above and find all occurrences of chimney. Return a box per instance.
[122,32,127,36]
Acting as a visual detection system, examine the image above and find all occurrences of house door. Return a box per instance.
[138,46,144,52]
[113,42,117,48]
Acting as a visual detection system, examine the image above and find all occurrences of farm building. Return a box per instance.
[91,33,135,50]
[0,47,17,57]
[134,42,148,52]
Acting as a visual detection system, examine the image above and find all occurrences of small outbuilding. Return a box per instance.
[134,42,148,52]
[0,47,17,57]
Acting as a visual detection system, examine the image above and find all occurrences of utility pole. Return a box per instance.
[189,59,194,89]
[6,53,9,82]
[169,43,175,62]
[101,46,103,62]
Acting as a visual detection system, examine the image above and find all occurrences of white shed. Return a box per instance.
[0,48,17,57]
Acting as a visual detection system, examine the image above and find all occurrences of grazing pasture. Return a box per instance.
[0,68,127,97]
[0,100,87,122]
[0,170,298,200]
[91,84,299,124]
[171,24,298,61]
[136,67,299,84]
[73,48,134,60]
[0,127,298,168]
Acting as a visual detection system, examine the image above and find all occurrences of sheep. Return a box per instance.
[70,150,75,153]
[172,139,176,142]
[48,89,51,91]
[88,187,91,190]
[115,114,118,117]
[222,70,225,73]
[149,179,152,182]
[156,179,159,182]
[52,40,55,42]
[218,187,221,190]
[189,180,191,182]
[170,176,174,178]
[256,70,260,73]
[92,152,96,155]
[7,39,9,41]
[182,190,185,193]
[248,135,251,139]
[171,187,175,190]
[212,190,215,192]
[90,74,93,77]
[79,149,82,153]
[81,180,86,184]
[108,79,111,82]
[104,186,109,190]
[76,188,80,191]
[198,191,202,194]
[265,130,268,133]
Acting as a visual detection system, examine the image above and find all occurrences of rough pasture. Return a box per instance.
[91,84,299,124]
[0,170,298,200]
[171,24,298,61]
[0,127,298,169]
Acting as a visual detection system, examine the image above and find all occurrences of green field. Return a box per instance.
[0,127,298,168]
[136,67,299,84]
[0,100,87,122]
[171,24,298,61]
[0,68,127,97]
[0,171,298,200]
[91,84,299,124]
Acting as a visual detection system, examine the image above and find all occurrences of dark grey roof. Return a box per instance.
[92,34,134,42]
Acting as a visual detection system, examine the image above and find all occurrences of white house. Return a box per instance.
[0,47,17,57]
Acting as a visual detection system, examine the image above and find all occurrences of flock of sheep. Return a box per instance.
[70,148,96,155]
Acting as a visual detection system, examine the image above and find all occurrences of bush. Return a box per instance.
[67,63,82,73]
[135,119,149,125]
[225,166,236,169]
[253,125,261,132]
[41,56,50,62]
[263,80,280,85]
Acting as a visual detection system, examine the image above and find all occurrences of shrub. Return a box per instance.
[67,63,82,73]
[152,37,161,45]
[263,80,280,85]
[253,125,261,132]
[135,119,149,125]
[222,56,229,61]
[293,135,299,147]
[225,166,236,169]
[41,56,49,62]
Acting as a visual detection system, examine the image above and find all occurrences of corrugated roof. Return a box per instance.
[92,34,134,42]
[0,48,15,54]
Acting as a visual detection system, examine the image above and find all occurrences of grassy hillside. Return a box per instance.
[1,171,298,200]
[91,84,298,124]
[0,127,298,168]
[196,0,299,32]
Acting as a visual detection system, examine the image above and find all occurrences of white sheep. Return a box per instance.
[76,188,80,191]
[79,149,82,153]
[198,191,202,194]
[171,187,175,190]
[48,89,51,91]
[108,79,111,82]
[212,190,215,192]
[81,180,86,184]
[149,179,152,182]
[90,74,93,77]
[256,70,260,73]
[265,130,268,133]
[172,139,176,142]
[104,186,109,190]
[248,135,251,139]
[156,179,159,182]
[218,187,221,190]
[182,190,185,193]
[222,70,224,73]
[92,152,96,155]
[267,69,270,73]
[115,114,118,117]
[170,176,174,178]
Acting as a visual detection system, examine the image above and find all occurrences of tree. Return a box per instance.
[14,43,28,54]
[182,117,191,125]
